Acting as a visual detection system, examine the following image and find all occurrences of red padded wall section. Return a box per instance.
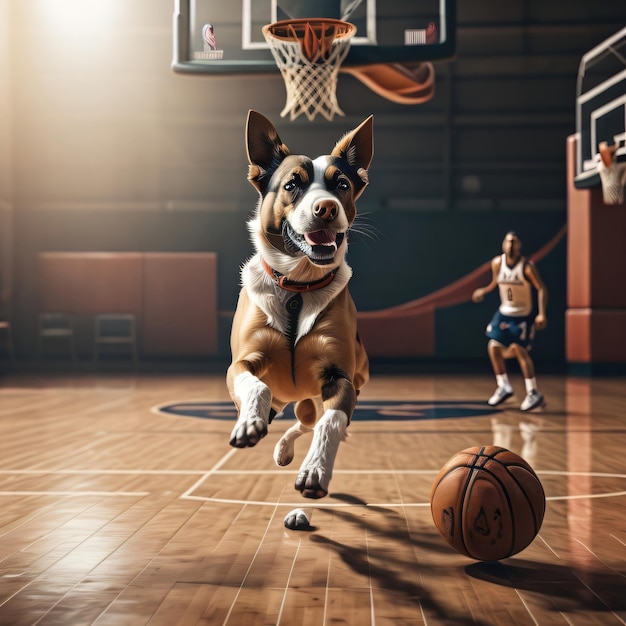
[142,253,217,356]
[566,309,626,362]
[357,310,435,357]
[39,253,143,316]
[566,135,626,364]
[38,252,218,357]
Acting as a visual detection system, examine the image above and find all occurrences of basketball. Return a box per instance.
[430,446,545,561]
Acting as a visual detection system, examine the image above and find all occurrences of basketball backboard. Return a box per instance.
[172,0,456,74]
[574,26,626,190]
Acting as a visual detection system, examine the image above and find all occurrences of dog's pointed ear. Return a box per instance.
[331,115,374,175]
[246,110,291,193]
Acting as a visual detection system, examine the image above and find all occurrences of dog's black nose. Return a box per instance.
[313,200,338,221]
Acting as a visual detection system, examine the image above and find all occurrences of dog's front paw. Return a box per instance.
[230,372,272,448]
[295,468,329,499]
[229,417,268,448]
[294,409,348,498]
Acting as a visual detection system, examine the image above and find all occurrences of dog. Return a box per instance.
[227,110,373,511]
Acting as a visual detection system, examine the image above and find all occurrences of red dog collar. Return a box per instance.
[261,258,337,292]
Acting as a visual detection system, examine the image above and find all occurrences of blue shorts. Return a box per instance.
[485,311,535,349]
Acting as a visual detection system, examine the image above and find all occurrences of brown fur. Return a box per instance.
[229,285,369,419]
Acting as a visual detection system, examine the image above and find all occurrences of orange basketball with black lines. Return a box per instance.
[430,446,545,561]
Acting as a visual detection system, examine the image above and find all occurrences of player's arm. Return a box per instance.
[472,256,501,303]
[525,262,548,330]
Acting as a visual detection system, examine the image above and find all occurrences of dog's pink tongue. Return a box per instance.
[304,229,336,246]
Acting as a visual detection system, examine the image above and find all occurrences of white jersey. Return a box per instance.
[497,254,532,316]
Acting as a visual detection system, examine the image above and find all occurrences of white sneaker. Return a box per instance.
[488,386,514,406]
[520,390,544,411]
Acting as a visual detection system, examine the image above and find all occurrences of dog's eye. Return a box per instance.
[284,180,298,192]
[336,179,350,192]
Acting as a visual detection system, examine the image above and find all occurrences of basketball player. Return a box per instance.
[472,231,547,411]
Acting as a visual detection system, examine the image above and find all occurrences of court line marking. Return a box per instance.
[0,469,212,475]
[0,491,149,497]
[0,466,625,506]
[221,487,287,626]
[179,491,626,508]
[2,469,624,476]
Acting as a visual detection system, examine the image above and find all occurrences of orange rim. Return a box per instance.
[263,18,356,42]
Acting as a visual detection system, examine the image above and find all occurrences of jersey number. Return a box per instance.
[507,287,513,301]
[519,321,527,341]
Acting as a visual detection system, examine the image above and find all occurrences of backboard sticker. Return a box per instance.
[193,22,224,59]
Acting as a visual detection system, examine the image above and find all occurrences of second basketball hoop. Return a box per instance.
[263,18,356,122]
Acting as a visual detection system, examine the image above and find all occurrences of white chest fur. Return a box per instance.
[241,253,352,343]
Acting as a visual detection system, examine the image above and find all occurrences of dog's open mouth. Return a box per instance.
[282,221,345,265]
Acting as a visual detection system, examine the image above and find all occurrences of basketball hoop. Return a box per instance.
[597,142,626,205]
[263,18,356,122]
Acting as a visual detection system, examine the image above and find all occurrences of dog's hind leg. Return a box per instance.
[274,421,312,466]
[295,369,356,498]
[273,398,320,466]
[229,371,273,448]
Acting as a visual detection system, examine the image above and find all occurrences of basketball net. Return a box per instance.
[597,142,626,205]
[263,19,356,122]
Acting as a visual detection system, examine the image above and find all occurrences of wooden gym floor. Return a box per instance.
[0,369,625,625]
